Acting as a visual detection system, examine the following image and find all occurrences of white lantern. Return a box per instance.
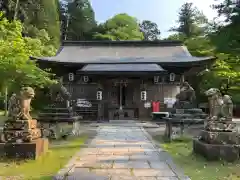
[97,91,102,100]
[83,76,89,82]
[68,73,74,81]
[169,73,175,82]
[140,91,147,101]
[154,76,160,84]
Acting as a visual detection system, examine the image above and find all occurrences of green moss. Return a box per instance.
[154,135,240,180]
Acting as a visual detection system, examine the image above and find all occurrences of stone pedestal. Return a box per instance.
[200,130,240,144]
[2,120,41,142]
[205,121,236,132]
[0,119,49,159]
[1,138,48,159]
[193,121,240,162]
[4,119,38,129]
[193,138,239,162]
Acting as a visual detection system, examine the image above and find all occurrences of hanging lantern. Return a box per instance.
[68,73,74,81]
[83,76,89,82]
[169,73,175,82]
[96,91,102,100]
[154,76,160,84]
[140,91,147,101]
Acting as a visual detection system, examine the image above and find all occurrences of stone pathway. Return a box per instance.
[56,124,188,180]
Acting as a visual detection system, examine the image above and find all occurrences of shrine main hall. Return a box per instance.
[35,40,215,120]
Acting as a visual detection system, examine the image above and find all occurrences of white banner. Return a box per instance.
[76,99,92,107]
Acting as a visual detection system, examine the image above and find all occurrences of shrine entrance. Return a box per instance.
[115,79,128,110]
[105,78,138,120]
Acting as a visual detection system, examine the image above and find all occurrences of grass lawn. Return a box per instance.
[0,135,88,180]
[154,135,240,180]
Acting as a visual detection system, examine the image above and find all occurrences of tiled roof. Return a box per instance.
[34,40,215,64]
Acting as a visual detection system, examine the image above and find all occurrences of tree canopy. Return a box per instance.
[0,12,56,90]
[93,13,144,40]
[62,0,97,40]
[170,2,208,38]
[1,0,61,48]
[139,20,160,40]
[166,0,240,103]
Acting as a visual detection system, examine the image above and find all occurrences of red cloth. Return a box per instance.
[152,101,160,112]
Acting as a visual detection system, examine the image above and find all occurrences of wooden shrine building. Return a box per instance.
[34,40,215,120]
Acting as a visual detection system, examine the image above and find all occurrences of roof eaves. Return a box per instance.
[62,40,184,47]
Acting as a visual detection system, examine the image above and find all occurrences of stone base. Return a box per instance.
[205,121,236,132]
[0,138,48,159]
[200,130,240,144]
[4,119,38,130]
[193,138,239,162]
[3,128,41,142]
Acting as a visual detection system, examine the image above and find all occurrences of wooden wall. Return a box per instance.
[62,73,182,120]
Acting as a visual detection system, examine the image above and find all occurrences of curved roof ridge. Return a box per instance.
[62,40,184,47]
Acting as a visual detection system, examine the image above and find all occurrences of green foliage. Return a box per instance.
[27,0,61,47]
[200,54,240,95]
[66,0,97,40]
[184,37,215,56]
[94,13,144,40]
[139,20,161,40]
[170,2,208,38]
[167,1,240,103]
[0,12,56,89]
[182,37,240,99]
[211,1,240,56]
[3,0,61,48]
[164,33,186,41]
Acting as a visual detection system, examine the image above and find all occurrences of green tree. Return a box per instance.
[94,13,144,40]
[1,0,61,48]
[206,0,240,99]
[183,37,240,100]
[166,2,240,103]
[139,20,160,40]
[211,0,240,56]
[200,54,240,95]
[170,2,208,38]
[164,33,186,41]
[0,12,56,90]
[65,0,97,40]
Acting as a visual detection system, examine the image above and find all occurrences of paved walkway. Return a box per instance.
[57,124,188,180]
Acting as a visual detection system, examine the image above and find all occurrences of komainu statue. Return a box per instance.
[222,95,233,119]
[49,81,71,107]
[8,87,35,121]
[174,81,196,108]
[204,88,233,121]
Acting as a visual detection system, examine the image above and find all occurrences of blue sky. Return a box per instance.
[90,0,218,38]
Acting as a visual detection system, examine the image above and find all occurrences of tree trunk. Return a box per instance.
[13,0,20,20]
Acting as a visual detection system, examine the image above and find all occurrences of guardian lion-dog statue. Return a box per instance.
[205,88,233,121]
[174,81,196,108]
[8,87,35,121]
